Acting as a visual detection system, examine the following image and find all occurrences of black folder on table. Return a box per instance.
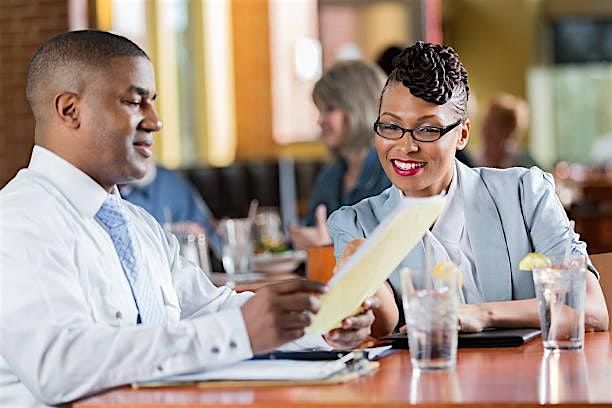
[377,328,541,349]
[253,346,397,361]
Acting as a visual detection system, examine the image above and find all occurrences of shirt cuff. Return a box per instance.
[190,307,253,369]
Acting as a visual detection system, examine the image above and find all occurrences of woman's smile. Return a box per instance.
[390,159,426,176]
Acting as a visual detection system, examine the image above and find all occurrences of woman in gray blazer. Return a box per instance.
[328,42,609,332]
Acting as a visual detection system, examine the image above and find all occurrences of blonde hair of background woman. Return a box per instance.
[312,60,386,156]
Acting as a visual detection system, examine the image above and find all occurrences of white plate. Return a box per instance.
[252,250,307,274]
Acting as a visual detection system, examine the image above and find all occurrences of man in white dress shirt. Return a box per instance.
[0,30,380,408]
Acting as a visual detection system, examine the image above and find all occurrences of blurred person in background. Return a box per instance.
[289,60,391,250]
[590,132,612,169]
[480,93,539,169]
[376,44,404,76]
[119,158,222,256]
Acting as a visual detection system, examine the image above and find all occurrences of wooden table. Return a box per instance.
[74,332,612,407]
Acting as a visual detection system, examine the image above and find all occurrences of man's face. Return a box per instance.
[77,56,161,190]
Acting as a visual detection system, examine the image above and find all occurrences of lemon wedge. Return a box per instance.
[518,252,552,271]
[432,261,463,287]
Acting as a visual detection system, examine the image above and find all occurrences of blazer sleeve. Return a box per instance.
[519,167,598,278]
[327,206,367,261]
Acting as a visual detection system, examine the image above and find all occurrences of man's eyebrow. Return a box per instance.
[127,86,157,100]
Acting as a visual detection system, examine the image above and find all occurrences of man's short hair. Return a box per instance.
[26,30,149,112]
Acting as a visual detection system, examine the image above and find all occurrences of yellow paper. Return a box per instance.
[306,195,446,335]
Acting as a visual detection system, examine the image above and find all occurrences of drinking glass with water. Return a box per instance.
[532,254,586,350]
[219,218,254,288]
[400,263,460,370]
[177,233,212,276]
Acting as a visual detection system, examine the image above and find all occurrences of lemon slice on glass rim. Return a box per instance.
[432,261,463,287]
[518,252,552,271]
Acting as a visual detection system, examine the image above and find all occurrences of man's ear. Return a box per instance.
[54,92,80,129]
[456,118,471,151]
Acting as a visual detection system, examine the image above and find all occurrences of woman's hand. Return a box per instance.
[323,297,379,349]
[398,303,489,335]
[457,303,489,333]
[288,205,331,250]
[332,238,399,338]
[335,238,366,271]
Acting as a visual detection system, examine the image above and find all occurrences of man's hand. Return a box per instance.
[288,205,331,250]
[241,279,326,354]
[323,297,379,349]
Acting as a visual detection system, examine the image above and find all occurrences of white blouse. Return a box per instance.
[402,163,484,304]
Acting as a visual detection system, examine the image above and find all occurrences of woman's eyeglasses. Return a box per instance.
[373,118,463,142]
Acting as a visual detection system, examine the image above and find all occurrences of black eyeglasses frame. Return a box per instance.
[373,118,464,142]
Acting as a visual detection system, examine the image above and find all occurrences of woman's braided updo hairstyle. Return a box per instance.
[382,41,470,118]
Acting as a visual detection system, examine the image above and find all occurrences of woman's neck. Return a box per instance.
[401,162,455,198]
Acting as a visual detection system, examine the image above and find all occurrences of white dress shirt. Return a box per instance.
[0,146,257,407]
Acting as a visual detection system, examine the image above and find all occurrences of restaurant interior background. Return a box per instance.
[1,0,611,252]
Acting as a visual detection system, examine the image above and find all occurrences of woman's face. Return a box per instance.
[317,104,348,151]
[375,83,470,197]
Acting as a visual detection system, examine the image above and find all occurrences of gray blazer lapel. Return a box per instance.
[458,162,512,301]
[374,186,425,269]
[389,240,426,297]
[373,187,426,294]
[373,186,402,223]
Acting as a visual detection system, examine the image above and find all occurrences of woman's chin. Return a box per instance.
[395,182,434,198]
[324,141,342,153]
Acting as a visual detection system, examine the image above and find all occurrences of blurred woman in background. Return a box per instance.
[289,60,390,250]
[480,93,539,169]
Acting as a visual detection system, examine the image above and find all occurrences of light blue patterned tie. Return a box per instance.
[95,197,166,325]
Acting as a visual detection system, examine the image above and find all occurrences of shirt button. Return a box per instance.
[211,346,220,354]
[115,311,122,319]
[229,341,237,349]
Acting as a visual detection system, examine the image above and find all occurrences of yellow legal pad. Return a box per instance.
[306,194,446,335]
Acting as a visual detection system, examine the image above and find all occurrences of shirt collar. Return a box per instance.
[398,161,463,243]
[431,161,463,243]
[28,145,120,218]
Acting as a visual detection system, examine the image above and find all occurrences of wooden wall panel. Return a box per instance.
[231,0,277,160]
